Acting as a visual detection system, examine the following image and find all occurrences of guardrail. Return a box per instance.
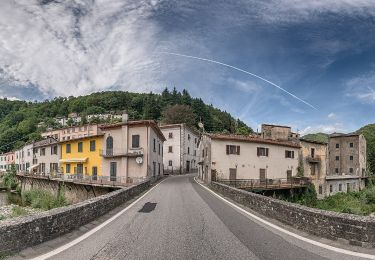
[216,177,311,190]
[16,172,149,187]
[99,148,144,158]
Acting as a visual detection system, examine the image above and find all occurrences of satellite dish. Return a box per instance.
[198,122,204,129]
[136,157,143,164]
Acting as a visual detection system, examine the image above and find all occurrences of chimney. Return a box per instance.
[122,112,128,123]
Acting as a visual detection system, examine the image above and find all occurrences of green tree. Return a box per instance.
[162,104,196,127]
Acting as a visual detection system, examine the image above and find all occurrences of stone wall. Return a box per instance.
[211,181,375,248]
[0,180,150,253]
[17,175,117,204]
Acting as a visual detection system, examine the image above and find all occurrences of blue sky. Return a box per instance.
[0,1,375,134]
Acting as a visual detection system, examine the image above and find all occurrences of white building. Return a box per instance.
[14,143,34,173]
[0,154,6,172]
[160,124,199,174]
[198,134,300,183]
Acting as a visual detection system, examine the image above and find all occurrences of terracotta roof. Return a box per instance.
[34,137,59,148]
[207,134,301,148]
[99,120,166,141]
[159,123,199,136]
[329,133,361,138]
[261,123,291,129]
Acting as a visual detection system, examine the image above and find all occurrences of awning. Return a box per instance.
[59,158,88,163]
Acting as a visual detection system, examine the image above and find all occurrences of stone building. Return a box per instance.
[160,123,199,174]
[260,124,299,141]
[326,133,367,195]
[198,134,300,183]
[299,139,328,198]
[32,137,60,175]
[99,120,165,183]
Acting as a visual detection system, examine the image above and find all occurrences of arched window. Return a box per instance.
[106,136,113,156]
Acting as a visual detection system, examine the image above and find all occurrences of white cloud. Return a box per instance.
[300,123,345,135]
[327,112,336,119]
[258,0,375,24]
[0,0,166,97]
[227,78,261,93]
[346,72,375,103]
[0,96,20,101]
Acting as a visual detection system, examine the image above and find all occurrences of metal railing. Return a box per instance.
[100,148,144,157]
[216,177,311,190]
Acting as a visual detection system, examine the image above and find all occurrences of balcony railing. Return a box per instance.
[100,148,144,158]
[305,155,321,163]
[216,177,311,190]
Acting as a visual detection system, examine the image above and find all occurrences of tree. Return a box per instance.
[162,105,196,127]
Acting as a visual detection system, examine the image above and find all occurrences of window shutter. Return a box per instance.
[237,146,240,155]
[257,147,260,156]
[292,151,294,158]
[266,148,269,157]
[226,145,229,155]
[285,150,288,158]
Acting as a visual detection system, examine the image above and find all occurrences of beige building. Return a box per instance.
[99,120,165,183]
[326,133,367,195]
[261,124,300,141]
[198,134,300,183]
[160,124,199,174]
[32,137,60,175]
[42,124,100,141]
[299,139,328,198]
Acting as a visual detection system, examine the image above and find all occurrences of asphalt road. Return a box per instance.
[37,174,370,260]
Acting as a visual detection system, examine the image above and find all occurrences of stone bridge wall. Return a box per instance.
[17,175,118,204]
[0,180,150,253]
[211,181,375,248]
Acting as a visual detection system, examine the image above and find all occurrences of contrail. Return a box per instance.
[160,52,317,110]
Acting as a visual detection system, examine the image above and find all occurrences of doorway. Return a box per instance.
[110,162,117,181]
[186,160,190,173]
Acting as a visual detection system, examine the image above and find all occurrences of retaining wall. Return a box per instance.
[211,181,375,248]
[0,180,150,253]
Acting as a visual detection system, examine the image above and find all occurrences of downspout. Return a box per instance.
[147,125,149,178]
[180,125,182,174]
[126,125,129,183]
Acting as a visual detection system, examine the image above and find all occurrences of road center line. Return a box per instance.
[32,179,167,260]
[194,177,375,260]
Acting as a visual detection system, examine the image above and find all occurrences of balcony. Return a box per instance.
[306,155,321,164]
[100,148,144,158]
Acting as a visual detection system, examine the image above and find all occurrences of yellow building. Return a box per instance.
[59,135,103,178]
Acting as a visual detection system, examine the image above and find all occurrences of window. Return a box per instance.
[339,184,342,191]
[169,160,173,166]
[285,150,294,158]
[158,163,160,176]
[257,147,268,157]
[168,146,173,153]
[158,143,161,155]
[194,150,196,156]
[195,138,197,144]
[335,156,339,161]
[311,148,315,158]
[319,185,322,194]
[168,132,173,139]
[188,134,191,140]
[349,155,353,161]
[226,145,240,155]
[51,145,58,155]
[349,168,353,174]
[153,138,156,152]
[188,147,190,154]
[329,184,333,193]
[90,140,96,151]
[78,142,83,152]
[132,135,140,148]
[336,143,340,148]
[349,142,354,148]
[347,183,350,192]
[66,144,71,153]
[40,148,46,156]
[153,162,156,177]
[106,136,113,155]
[335,168,339,174]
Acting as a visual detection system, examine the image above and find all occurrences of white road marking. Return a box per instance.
[194,177,375,260]
[32,179,167,260]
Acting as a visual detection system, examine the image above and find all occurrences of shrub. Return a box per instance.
[21,188,67,210]
[11,206,28,217]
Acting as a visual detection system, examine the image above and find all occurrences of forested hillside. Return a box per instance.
[0,88,252,153]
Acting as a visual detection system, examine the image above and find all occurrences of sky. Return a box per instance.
[0,0,375,135]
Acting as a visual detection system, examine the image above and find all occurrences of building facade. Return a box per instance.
[198,134,300,183]
[299,139,328,198]
[160,124,199,174]
[60,135,103,178]
[260,124,300,141]
[4,152,15,171]
[42,124,100,142]
[15,143,34,173]
[0,154,6,172]
[32,138,60,175]
[326,134,367,195]
[99,120,165,183]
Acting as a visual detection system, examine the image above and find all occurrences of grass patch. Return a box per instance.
[0,215,5,220]
[11,205,28,217]
[22,188,67,210]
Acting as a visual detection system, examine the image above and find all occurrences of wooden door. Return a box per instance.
[287,170,292,180]
[229,168,237,180]
[259,168,266,182]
